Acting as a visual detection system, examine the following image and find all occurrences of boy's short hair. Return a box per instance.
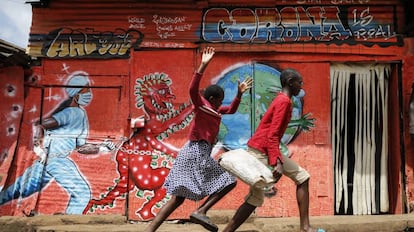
[204,84,224,99]
[280,68,301,87]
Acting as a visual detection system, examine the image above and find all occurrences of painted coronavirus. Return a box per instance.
[83,72,194,220]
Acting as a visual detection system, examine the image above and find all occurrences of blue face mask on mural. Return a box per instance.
[76,92,92,106]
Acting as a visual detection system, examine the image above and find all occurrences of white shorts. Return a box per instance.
[245,147,310,207]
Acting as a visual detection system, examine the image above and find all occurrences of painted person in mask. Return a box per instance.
[0,71,115,215]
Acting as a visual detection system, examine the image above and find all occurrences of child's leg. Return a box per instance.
[222,201,256,232]
[194,182,236,215]
[282,156,322,232]
[144,195,185,232]
[188,182,236,232]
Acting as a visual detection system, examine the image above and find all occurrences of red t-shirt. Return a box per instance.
[188,72,241,144]
[247,92,292,166]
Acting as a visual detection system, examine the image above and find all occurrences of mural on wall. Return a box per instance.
[0,70,116,215]
[83,62,314,220]
[83,72,195,220]
[0,59,314,218]
[202,6,401,47]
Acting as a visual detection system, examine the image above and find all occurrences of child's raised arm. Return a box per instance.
[197,47,215,74]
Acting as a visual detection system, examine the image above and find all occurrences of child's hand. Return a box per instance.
[201,47,215,64]
[272,160,283,182]
[238,76,253,94]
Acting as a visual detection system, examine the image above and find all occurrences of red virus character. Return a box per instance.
[83,72,194,220]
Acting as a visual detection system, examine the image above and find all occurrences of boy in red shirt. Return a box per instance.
[223,68,325,232]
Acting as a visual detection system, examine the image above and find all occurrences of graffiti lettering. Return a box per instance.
[296,0,322,4]
[152,14,192,39]
[202,7,351,43]
[129,16,146,29]
[153,15,186,24]
[129,16,145,24]
[284,0,370,4]
[350,7,396,40]
[141,41,185,48]
[352,7,372,26]
[353,25,394,40]
[42,28,144,58]
[202,6,397,44]
[164,42,185,48]
[331,0,370,4]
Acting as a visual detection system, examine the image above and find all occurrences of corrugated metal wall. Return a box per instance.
[1,0,413,222]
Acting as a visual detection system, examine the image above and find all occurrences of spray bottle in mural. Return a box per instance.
[0,71,116,215]
[84,63,314,221]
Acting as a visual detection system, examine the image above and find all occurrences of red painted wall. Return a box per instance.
[1,0,413,222]
[0,66,25,197]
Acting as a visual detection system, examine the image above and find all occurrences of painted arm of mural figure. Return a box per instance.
[145,101,194,134]
[33,118,57,147]
[76,141,117,154]
[276,114,314,158]
[33,118,57,163]
[287,112,315,131]
[33,117,117,157]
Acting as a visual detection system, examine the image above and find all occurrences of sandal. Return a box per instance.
[189,212,218,232]
[264,186,278,198]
